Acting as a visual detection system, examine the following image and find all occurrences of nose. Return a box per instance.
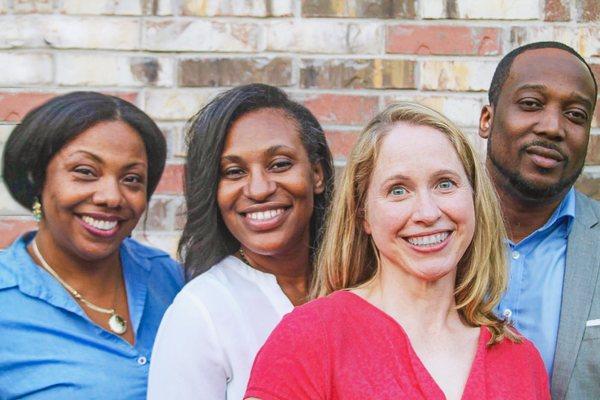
[92,177,124,208]
[534,105,565,141]
[242,169,276,201]
[411,190,442,225]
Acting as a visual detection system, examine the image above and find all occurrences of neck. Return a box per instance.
[488,161,568,243]
[30,227,122,298]
[359,257,462,335]
[240,244,311,306]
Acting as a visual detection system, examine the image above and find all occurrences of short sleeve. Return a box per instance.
[244,306,330,400]
[147,291,230,400]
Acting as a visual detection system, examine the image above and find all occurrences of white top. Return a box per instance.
[147,256,294,400]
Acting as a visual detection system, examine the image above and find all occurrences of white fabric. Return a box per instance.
[147,256,293,400]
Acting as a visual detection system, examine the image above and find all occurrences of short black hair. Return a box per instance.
[2,91,167,209]
[179,83,334,279]
[488,41,598,107]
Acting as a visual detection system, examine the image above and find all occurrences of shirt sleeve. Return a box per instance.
[147,291,230,400]
[244,306,330,400]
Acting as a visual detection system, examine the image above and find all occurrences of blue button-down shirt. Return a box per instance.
[497,188,575,377]
[0,232,184,399]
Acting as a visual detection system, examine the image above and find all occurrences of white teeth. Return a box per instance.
[246,208,285,221]
[407,232,449,247]
[82,216,118,231]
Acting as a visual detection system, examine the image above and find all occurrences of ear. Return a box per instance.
[312,162,325,195]
[479,105,493,139]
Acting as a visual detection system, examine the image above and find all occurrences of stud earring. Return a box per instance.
[32,198,42,222]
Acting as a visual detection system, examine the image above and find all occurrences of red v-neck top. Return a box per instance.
[245,291,550,400]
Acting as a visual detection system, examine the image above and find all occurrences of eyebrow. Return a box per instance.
[221,145,295,163]
[66,150,147,169]
[516,84,594,110]
[380,169,461,185]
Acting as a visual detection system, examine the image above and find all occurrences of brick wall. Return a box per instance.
[0,0,598,253]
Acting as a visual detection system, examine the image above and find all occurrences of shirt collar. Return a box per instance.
[540,187,576,234]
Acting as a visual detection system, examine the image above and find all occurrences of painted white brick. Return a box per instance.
[420,60,497,92]
[14,0,53,13]
[143,19,261,52]
[154,0,174,15]
[511,26,600,58]
[144,89,214,121]
[0,16,44,49]
[61,0,144,15]
[266,20,382,54]
[181,0,292,16]
[422,0,540,20]
[44,16,140,50]
[0,54,52,85]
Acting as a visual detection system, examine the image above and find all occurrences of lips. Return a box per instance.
[239,205,290,232]
[525,144,565,169]
[403,231,452,252]
[77,213,123,238]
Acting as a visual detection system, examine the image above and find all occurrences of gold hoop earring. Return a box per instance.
[32,198,42,222]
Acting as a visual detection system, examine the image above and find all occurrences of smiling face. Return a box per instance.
[217,108,325,259]
[363,123,475,282]
[480,48,596,201]
[38,120,148,263]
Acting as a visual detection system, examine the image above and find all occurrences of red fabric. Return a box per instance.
[245,291,550,400]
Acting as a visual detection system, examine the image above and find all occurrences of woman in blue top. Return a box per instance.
[0,92,184,399]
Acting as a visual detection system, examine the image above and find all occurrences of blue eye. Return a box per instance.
[389,186,406,196]
[438,180,455,190]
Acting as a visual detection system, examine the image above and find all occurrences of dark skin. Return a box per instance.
[479,48,596,243]
[26,121,150,345]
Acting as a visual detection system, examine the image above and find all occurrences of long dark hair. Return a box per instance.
[180,84,334,279]
[3,91,166,210]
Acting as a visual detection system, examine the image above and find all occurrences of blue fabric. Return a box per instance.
[497,188,576,377]
[0,232,184,400]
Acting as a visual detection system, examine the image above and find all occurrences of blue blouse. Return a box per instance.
[0,232,184,399]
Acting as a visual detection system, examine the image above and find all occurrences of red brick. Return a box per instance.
[155,163,184,195]
[544,0,570,21]
[0,218,37,248]
[301,94,379,126]
[325,130,359,161]
[386,25,502,55]
[586,135,600,165]
[0,92,138,123]
[577,0,600,21]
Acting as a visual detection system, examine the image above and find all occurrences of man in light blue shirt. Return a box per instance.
[479,41,600,400]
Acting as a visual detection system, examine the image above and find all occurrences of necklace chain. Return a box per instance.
[31,238,128,336]
[238,248,252,267]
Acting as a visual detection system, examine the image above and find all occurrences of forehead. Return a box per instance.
[372,123,465,178]
[503,48,596,101]
[222,108,303,153]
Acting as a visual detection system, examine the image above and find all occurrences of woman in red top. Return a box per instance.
[245,102,550,400]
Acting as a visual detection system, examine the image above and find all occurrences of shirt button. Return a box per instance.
[503,309,512,320]
[137,356,147,366]
[511,250,520,260]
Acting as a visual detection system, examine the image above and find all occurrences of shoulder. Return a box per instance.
[0,234,34,290]
[575,191,600,218]
[487,330,545,367]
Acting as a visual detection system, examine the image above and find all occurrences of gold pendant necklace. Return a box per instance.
[31,238,128,335]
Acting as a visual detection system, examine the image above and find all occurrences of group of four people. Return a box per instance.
[0,41,598,399]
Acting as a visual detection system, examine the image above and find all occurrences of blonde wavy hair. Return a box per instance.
[312,102,518,344]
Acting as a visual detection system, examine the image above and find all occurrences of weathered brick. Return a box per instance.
[144,89,213,121]
[422,0,540,20]
[384,95,484,127]
[302,0,416,18]
[155,163,184,195]
[544,0,570,21]
[0,93,55,122]
[179,57,292,87]
[0,16,41,48]
[60,0,143,15]
[44,16,140,50]
[577,0,600,21]
[131,231,180,257]
[586,135,600,165]
[266,20,382,54]
[300,59,415,90]
[0,124,14,171]
[14,0,53,13]
[0,182,29,216]
[0,218,37,248]
[0,54,52,86]
[575,170,600,201]
[510,26,600,58]
[144,0,174,15]
[420,60,497,92]
[55,54,173,87]
[299,94,379,126]
[325,130,359,162]
[0,0,7,13]
[387,25,502,55]
[143,19,261,52]
[144,196,185,231]
[181,0,292,16]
